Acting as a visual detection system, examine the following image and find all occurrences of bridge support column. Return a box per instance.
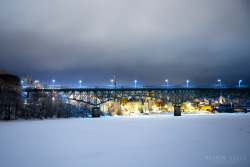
[244,109,247,113]
[92,107,100,117]
[174,106,181,116]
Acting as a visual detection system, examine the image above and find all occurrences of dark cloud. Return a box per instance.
[0,0,250,86]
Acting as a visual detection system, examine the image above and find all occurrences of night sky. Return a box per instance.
[1,0,250,86]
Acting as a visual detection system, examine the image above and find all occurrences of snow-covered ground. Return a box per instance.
[1,113,250,167]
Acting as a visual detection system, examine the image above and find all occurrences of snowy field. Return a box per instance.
[1,113,250,167]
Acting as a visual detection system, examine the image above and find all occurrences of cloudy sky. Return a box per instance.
[0,0,250,86]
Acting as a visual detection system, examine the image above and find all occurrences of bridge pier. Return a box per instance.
[92,107,100,117]
[174,106,181,116]
[244,109,247,113]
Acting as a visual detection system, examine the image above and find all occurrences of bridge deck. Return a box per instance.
[25,87,250,92]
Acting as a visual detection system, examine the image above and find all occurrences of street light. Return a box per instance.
[52,79,55,89]
[21,80,24,88]
[218,79,221,87]
[165,79,168,86]
[187,80,189,87]
[79,80,82,88]
[111,79,114,86]
[239,80,242,87]
[134,80,137,88]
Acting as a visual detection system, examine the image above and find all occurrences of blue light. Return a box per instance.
[186,80,189,87]
[165,79,168,86]
[79,80,82,83]
[217,79,222,87]
[134,80,137,88]
[52,79,55,83]
[239,80,242,87]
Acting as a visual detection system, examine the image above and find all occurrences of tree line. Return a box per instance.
[0,72,91,120]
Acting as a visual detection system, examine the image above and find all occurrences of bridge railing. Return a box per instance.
[23,84,249,90]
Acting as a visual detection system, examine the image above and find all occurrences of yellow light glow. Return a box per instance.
[153,105,157,112]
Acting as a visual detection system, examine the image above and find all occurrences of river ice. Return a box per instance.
[1,113,250,167]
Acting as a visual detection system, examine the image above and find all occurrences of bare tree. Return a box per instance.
[0,72,22,120]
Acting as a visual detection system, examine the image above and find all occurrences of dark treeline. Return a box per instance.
[0,72,91,120]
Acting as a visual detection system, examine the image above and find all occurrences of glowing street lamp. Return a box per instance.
[52,79,55,89]
[218,79,221,87]
[239,80,242,87]
[79,80,82,88]
[186,80,189,88]
[134,80,137,88]
[165,79,168,86]
[21,80,24,88]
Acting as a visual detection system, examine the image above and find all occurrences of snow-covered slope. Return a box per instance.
[1,114,250,167]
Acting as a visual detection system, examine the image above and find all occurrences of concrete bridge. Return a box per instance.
[24,85,250,117]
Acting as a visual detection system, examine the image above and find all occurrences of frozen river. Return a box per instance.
[1,113,250,167]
